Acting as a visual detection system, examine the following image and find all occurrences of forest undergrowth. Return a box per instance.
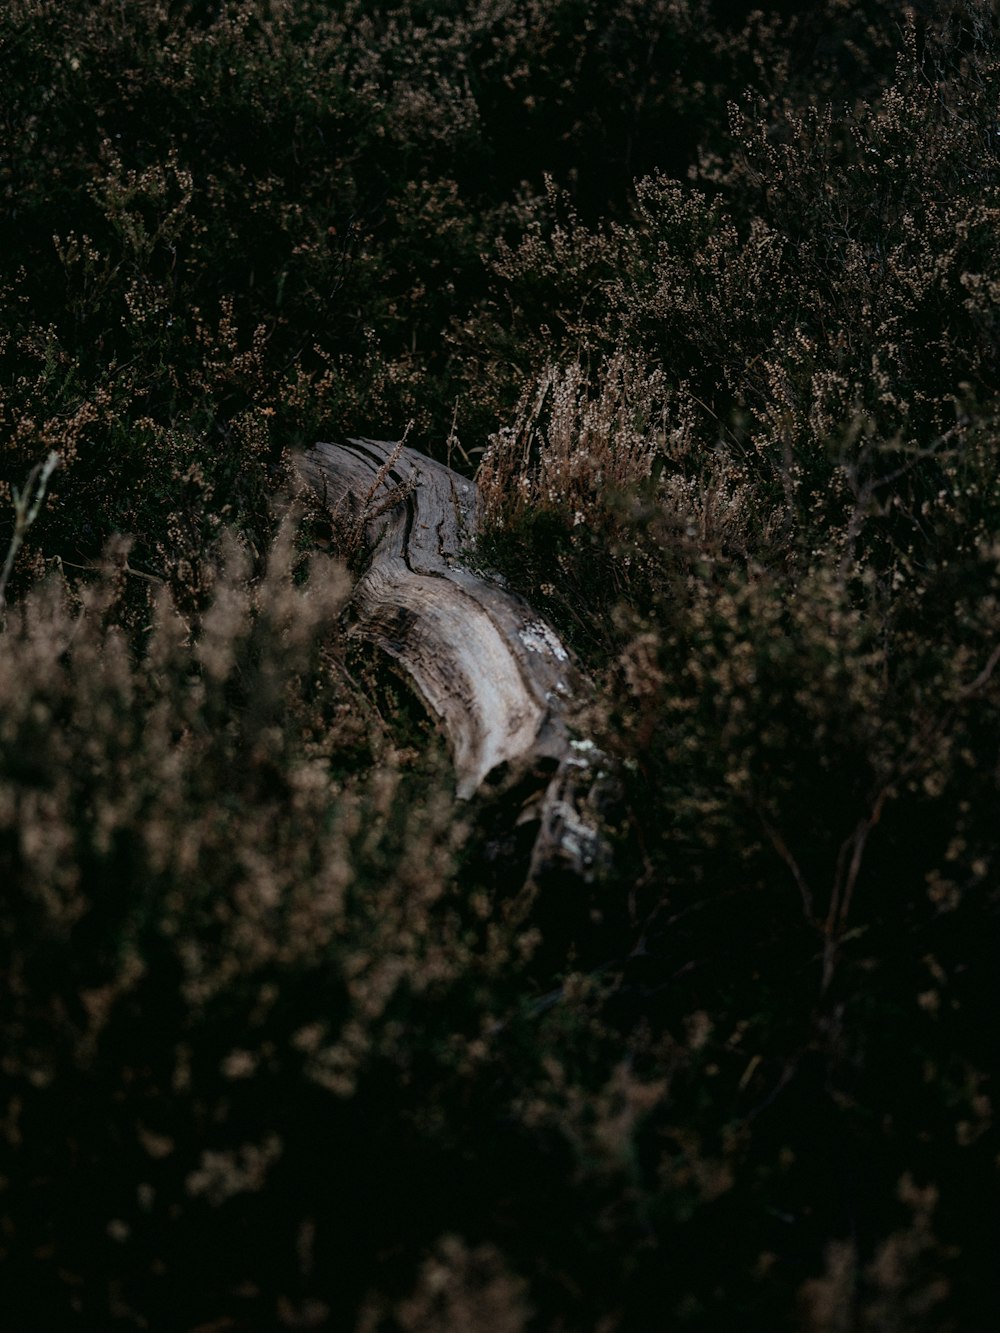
[1,2,998,1329]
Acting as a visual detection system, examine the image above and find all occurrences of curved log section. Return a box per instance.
[296,437,611,880]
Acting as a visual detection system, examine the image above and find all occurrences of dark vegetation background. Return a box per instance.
[1,1,998,1328]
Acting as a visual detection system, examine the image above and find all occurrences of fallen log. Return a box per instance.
[296,437,612,881]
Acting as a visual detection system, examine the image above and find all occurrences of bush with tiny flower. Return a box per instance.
[2,2,998,1330]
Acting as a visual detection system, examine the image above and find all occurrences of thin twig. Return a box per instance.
[56,556,164,585]
[0,451,60,618]
[759,807,816,921]
[958,640,1000,699]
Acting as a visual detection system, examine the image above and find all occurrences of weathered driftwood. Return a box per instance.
[296,437,610,880]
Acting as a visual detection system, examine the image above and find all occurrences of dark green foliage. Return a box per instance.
[2,2,999,1330]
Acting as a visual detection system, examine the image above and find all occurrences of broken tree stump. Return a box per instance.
[296,437,612,881]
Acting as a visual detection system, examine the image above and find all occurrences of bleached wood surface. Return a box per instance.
[297,437,609,878]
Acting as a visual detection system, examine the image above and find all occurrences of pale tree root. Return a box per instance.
[295,437,617,885]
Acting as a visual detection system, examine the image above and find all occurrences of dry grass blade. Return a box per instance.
[0,451,59,618]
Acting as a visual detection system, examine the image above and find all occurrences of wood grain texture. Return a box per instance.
[297,437,611,878]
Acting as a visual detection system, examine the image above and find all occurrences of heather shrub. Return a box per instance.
[0,0,801,579]
[1,0,926,581]
[480,369,1000,1326]
[477,3,1000,539]
[601,529,999,1329]
[471,7,1000,1328]
[0,529,528,1328]
[3,2,1000,1330]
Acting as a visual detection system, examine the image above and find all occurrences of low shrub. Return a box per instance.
[2,2,999,1329]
